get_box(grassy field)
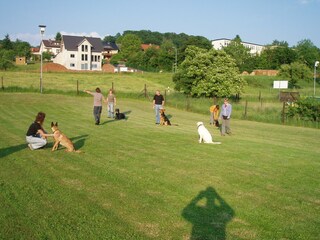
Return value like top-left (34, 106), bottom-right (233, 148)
top-left (0, 92), bottom-right (319, 239)
top-left (2, 68), bottom-right (320, 129)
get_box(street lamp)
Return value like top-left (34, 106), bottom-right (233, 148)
top-left (39, 25), bottom-right (46, 93)
top-left (314, 60), bottom-right (319, 96)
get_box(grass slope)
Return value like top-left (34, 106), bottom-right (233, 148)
top-left (0, 93), bottom-right (319, 239)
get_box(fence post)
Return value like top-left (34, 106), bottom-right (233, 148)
top-left (1, 76), bottom-right (3, 90)
top-left (77, 80), bottom-right (79, 95)
top-left (112, 82), bottom-right (114, 91)
top-left (186, 95), bottom-right (190, 111)
top-left (258, 91), bottom-right (261, 101)
top-left (282, 102), bottom-right (286, 124)
top-left (244, 100), bottom-right (248, 119)
top-left (144, 84), bottom-right (147, 98)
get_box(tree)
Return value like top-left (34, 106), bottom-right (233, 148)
top-left (223, 35), bottom-right (251, 72)
top-left (103, 33), bottom-right (121, 43)
top-left (119, 34), bottom-right (142, 59)
top-left (2, 34), bottom-right (13, 50)
top-left (14, 39), bottom-right (31, 59)
top-left (0, 49), bottom-right (14, 70)
top-left (173, 46), bottom-right (246, 98)
top-left (42, 51), bottom-right (52, 61)
top-left (254, 40), bottom-right (297, 70)
top-left (278, 61), bottom-right (313, 88)
top-left (295, 39), bottom-right (320, 68)
top-left (55, 32), bottom-right (62, 41)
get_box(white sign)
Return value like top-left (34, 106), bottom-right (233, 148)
top-left (273, 81), bottom-right (288, 89)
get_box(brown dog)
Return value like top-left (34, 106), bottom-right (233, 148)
top-left (51, 122), bottom-right (79, 152)
top-left (159, 109), bottom-right (171, 126)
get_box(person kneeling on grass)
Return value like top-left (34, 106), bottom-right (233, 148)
top-left (26, 112), bottom-right (53, 150)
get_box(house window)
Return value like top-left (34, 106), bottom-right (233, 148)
top-left (81, 63), bottom-right (88, 70)
top-left (92, 64), bottom-right (97, 69)
top-left (70, 63), bottom-right (75, 67)
top-left (81, 54), bottom-right (88, 61)
top-left (81, 45), bottom-right (88, 52)
top-left (70, 54), bottom-right (75, 58)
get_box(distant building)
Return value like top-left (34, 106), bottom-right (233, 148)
top-left (102, 42), bottom-right (119, 60)
top-left (53, 35), bottom-right (103, 71)
top-left (15, 56), bottom-right (26, 65)
top-left (211, 38), bottom-right (265, 55)
top-left (141, 43), bottom-right (160, 51)
top-left (40, 39), bottom-right (61, 56)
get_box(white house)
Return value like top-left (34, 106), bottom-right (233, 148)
top-left (53, 35), bottom-right (103, 71)
top-left (211, 38), bottom-right (265, 55)
top-left (39, 39), bottom-right (61, 56)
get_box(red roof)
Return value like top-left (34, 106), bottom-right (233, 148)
top-left (141, 43), bottom-right (160, 51)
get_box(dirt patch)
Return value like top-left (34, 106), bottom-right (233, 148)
top-left (43, 63), bottom-right (68, 72)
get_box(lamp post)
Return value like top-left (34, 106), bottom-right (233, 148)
top-left (314, 61), bottom-right (319, 96)
top-left (39, 25), bottom-right (46, 93)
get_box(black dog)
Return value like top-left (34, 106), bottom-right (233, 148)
top-left (115, 108), bottom-right (126, 120)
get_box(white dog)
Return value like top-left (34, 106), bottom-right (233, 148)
top-left (197, 122), bottom-right (221, 144)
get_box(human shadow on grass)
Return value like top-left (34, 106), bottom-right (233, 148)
top-left (182, 187), bottom-right (235, 240)
top-left (0, 134), bottom-right (89, 157)
top-left (0, 143), bottom-right (27, 158)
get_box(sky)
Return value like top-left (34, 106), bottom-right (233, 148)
top-left (0, 0), bottom-right (319, 47)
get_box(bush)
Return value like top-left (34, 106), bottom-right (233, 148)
top-left (287, 97), bottom-right (320, 121)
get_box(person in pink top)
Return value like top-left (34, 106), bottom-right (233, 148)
top-left (84, 88), bottom-right (106, 125)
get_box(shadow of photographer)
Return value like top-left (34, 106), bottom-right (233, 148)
top-left (182, 187), bottom-right (235, 240)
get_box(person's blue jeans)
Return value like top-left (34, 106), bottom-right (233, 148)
top-left (154, 104), bottom-right (163, 124)
top-left (93, 106), bottom-right (102, 124)
top-left (108, 102), bottom-right (114, 118)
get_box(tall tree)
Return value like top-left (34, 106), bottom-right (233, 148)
top-left (2, 34), bottom-right (13, 50)
top-left (173, 46), bottom-right (246, 97)
top-left (119, 34), bottom-right (142, 59)
top-left (278, 61), bottom-right (313, 88)
top-left (295, 39), bottom-right (320, 68)
top-left (223, 35), bottom-right (251, 72)
top-left (14, 39), bottom-right (31, 58)
top-left (55, 32), bottom-right (62, 41)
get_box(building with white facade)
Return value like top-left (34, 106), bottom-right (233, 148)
top-left (53, 35), bottom-right (103, 71)
top-left (40, 39), bottom-right (61, 56)
top-left (212, 38), bottom-right (265, 55)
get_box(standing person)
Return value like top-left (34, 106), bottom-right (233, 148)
top-left (209, 104), bottom-right (220, 127)
top-left (84, 88), bottom-right (105, 125)
top-left (106, 89), bottom-right (116, 118)
top-left (152, 90), bottom-right (164, 124)
top-left (26, 112), bottom-right (52, 150)
top-left (220, 98), bottom-right (232, 136)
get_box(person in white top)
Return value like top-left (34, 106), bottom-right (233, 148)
top-left (220, 98), bottom-right (232, 135)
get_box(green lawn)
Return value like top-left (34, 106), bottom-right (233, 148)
top-left (0, 93), bottom-right (319, 239)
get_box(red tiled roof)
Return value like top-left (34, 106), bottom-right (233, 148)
top-left (141, 43), bottom-right (160, 51)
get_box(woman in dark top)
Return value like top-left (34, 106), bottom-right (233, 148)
top-left (26, 112), bottom-right (52, 150)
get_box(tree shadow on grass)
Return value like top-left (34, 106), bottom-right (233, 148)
top-left (0, 134), bottom-right (89, 157)
top-left (182, 187), bottom-right (235, 240)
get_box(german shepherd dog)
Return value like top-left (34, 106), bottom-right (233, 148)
top-left (159, 109), bottom-right (171, 126)
top-left (51, 122), bottom-right (80, 152)
top-left (115, 108), bottom-right (126, 120)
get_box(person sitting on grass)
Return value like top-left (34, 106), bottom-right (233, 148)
top-left (26, 112), bottom-right (53, 150)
